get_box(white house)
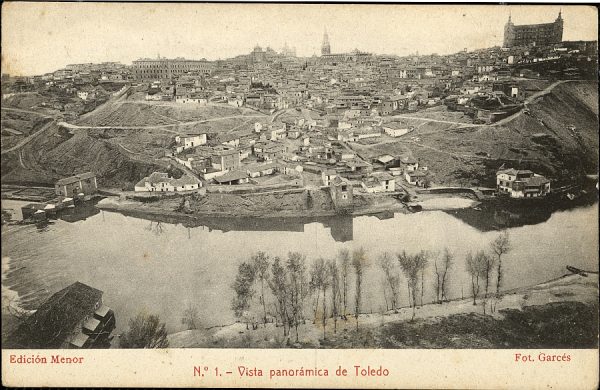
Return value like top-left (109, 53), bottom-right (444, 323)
top-left (400, 156), bottom-right (419, 172)
top-left (383, 122), bottom-right (413, 138)
top-left (246, 162), bottom-right (279, 178)
top-left (496, 169), bottom-right (551, 198)
top-left (361, 172), bottom-right (395, 193)
top-left (321, 170), bottom-right (337, 186)
top-left (174, 134), bottom-right (207, 153)
top-left (134, 172), bottom-right (201, 192)
top-left (405, 170), bottom-right (427, 186)
top-left (176, 96), bottom-right (208, 104)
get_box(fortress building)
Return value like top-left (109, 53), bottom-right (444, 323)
top-left (132, 56), bottom-right (213, 81)
top-left (503, 12), bottom-right (563, 48)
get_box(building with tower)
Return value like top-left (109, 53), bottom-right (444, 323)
top-left (503, 11), bottom-right (563, 48)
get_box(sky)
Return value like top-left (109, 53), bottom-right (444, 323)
top-left (2, 3), bottom-right (598, 76)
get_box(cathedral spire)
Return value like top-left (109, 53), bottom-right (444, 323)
top-left (321, 27), bottom-right (331, 56)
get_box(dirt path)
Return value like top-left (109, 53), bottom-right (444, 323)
top-left (492, 80), bottom-right (569, 127)
top-left (1, 120), bottom-right (56, 155)
top-left (58, 114), bottom-right (265, 131)
top-left (0, 107), bottom-right (55, 118)
top-left (389, 113), bottom-right (483, 127)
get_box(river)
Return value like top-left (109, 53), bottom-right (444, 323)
top-left (1, 199), bottom-right (598, 341)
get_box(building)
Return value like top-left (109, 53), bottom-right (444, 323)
top-left (383, 122), bottom-right (413, 137)
top-left (321, 169), bottom-right (337, 186)
top-left (55, 172), bottom-right (98, 197)
top-left (496, 168), bottom-right (551, 198)
top-left (174, 134), bottom-right (207, 153)
top-left (399, 156), bottom-right (419, 172)
top-left (213, 170), bottom-right (250, 185)
top-left (132, 57), bottom-right (214, 81)
top-left (405, 170), bottom-right (428, 186)
top-left (329, 176), bottom-right (353, 210)
top-left (361, 172), bottom-right (396, 193)
top-left (8, 282), bottom-right (115, 349)
top-left (212, 149), bottom-right (241, 171)
top-left (246, 162), bottom-right (279, 178)
top-left (503, 12), bottom-right (563, 48)
top-left (134, 172), bottom-right (201, 192)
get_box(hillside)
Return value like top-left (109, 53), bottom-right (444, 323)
top-left (355, 81), bottom-right (599, 187)
top-left (0, 124), bottom-right (179, 189)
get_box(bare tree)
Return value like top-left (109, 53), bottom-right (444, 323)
top-left (309, 258), bottom-right (327, 324)
top-left (251, 251), bottom-right (270, 327)
top-left (397, 251), bottom-right (420, 320)
top-left (434, 248), bottom-right (453, 303)
top-left (490, 231), bottom-right (511, 295)
top-left (476, 250), bottom-right (495, 315)
top-left (181, 304), bottom-right (200, 330)
top-left (465, 251), bottom-right (481, 305)
top-left (286, 252), bottom-right (308, 343)
top-left (415, 251), bottom-right (429, 307)
top-left (479, 251), bottom-right (495, 299)
top-left (268, 256), bottom-right (289, 337)
top-left (231, 261), bottom-right (256, 330)
top-left (327, 259), bottom-right (341, 334)
top-left (337, 248), bottom-right (351, 319)
top-left (120, 313), bottom-right (169, 348)
top-left (320, 262), bottom-right (331, 339)
top-left (352, 247), bottom-right (368, 331)
top-left (378, 252), bottom-right (400, 311)
top-left (440, 248), bottom-right (453, 301)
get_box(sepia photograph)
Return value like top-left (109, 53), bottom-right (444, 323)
top-left (1, 1), bottom-right (598, 388)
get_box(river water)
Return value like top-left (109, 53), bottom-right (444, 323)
top-left (1, 199), bottom-right (598, 339)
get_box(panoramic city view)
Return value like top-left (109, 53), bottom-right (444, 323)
top-left (1, 4), bottom-right (598, 350)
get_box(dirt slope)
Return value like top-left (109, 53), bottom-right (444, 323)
top-left (373, 81), bottom-right (598, 187)
top-left (1, 125), bottom-right (175, 188)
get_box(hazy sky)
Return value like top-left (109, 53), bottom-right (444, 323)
top-left (2, 3), bottom-right (598, 76)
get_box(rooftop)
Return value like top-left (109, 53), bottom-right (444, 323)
top-left (10, 282), bottom-right (103, 348)
top-left (56, 172), bottom-right (95, 186)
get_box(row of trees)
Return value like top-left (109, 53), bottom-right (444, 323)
top-left (81, 232), bottom-right (512, 348)
top-left (231, 248), bottom-right (371, 342)
top-left (231, 231), bottom-right (512, 342)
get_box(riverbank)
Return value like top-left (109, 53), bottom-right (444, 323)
top-left (95, 190), bottom-right (482, 222)
top-left (168, 272), bottom-right (599, 348)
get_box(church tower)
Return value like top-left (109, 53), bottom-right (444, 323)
top-left (503, 13), bottom-right (515, 48)
top-left (321, 28), bottom-right (331, 56)
top-left (554, 10), bottom-right (564, 43)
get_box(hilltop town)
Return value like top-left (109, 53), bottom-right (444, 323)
top-left (1, 13), bottom-right (598, 222)
top-left (1, 6), bottom-right (599, 362)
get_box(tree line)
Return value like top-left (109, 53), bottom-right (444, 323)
top-left (111, 231), bottom-right (511, 348)
top-left (229, 230), bottom-right (512, 343)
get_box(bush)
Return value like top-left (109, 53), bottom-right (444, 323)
top-left (119, 313), bottom-right (169, 348)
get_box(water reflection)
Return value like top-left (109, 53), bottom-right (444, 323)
top-left (446, 192), bottom-right (598, 231)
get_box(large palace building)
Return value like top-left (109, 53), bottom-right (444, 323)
top-left (503, 12), bottom-right (564, 48)
top-left (132, 57), bottom-right (214, 81)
